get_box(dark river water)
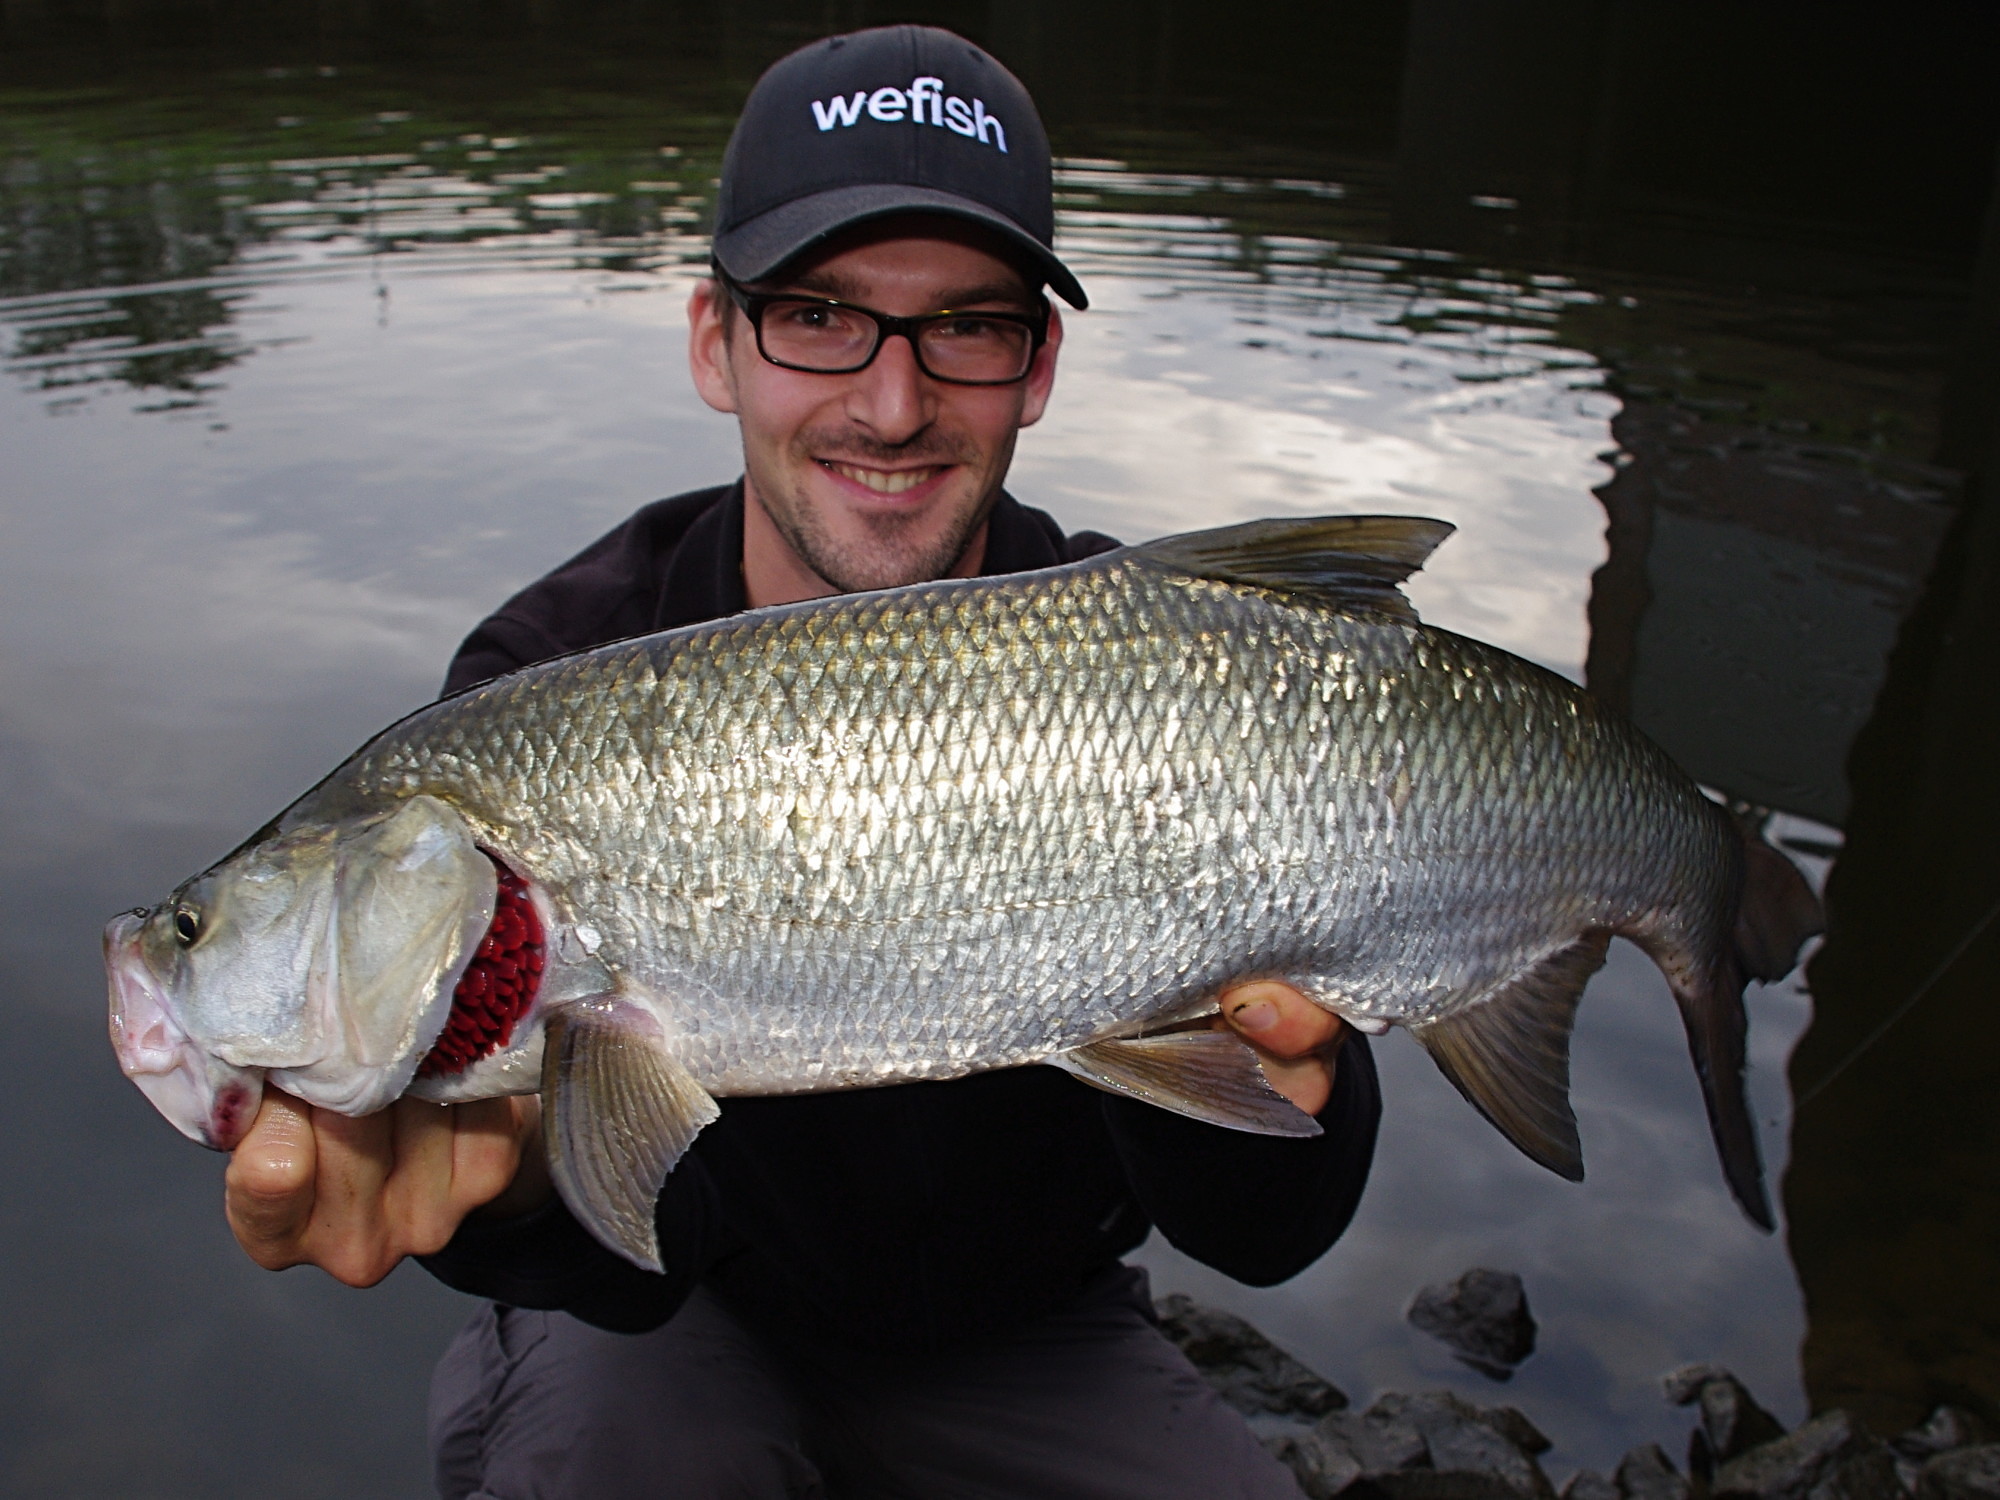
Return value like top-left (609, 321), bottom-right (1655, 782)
top-left (3, 4), bottom-right (1995, 1496)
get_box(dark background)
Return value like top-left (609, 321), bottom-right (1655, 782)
top-left (4, 0), bottom-right (1997, 1490)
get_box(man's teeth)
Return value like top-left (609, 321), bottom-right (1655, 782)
top-left (825, 463), bottom-right (940, 495)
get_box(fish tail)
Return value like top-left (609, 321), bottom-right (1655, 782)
top-left (1666, 813), bottom-right (1823, 1233)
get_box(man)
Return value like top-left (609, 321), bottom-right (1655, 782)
top-left (224, 26), bottom-right (1379, 1498)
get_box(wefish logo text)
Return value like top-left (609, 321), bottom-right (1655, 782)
top-left (810, 76), bottom-right (1008, 153)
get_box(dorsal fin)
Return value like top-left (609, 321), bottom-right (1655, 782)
top-left (1131, 515), bottom-right (1455, 623)
top-left (1410, 932), bottom-right (1610, 1181)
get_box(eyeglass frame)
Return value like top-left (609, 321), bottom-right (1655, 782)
top-left (713, 268), bottom-right (1052, 387)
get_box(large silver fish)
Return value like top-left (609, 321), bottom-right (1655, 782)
top-left (105, 516), bottom-right (1819, 1267)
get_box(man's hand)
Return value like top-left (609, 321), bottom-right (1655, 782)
top-left (1216, 981), bottom-right (1345, 1116)
top-left (224, 1089), bottom-right (546, 1287)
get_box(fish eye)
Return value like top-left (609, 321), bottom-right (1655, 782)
top-left (173, 907), bottom-right (202, 947)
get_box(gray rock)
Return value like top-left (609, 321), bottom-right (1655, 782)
top-left (1484, 1407), bottom-right (1554, 1458)
top-left (1901, 1410), bottom-right (1995, 1460)
top-left (1919, 1445), bottom-right (2000, 1500)
top-left (1561, 1472), bottom-right (1620, 1500)
top-left (1367, 1473), bottom-right (1534, 1500)
top-left (1409, 1270), bottom-right (1539, 1381)
top-left (1616, 1443), bottom-right (1692, 1500)
top-left (1269, 1402), bottom-right (1428, 1500)
top-left (1372, 1390), bottom-right (1556, 1500)
top-left (1316, 1404), bottom-right (1432, 1474)
top-left (1272, 1390), bottom-right (1554, 1500)
top-left (1661, 1365), bottom-right (1785, 1481)
top-left (1894, 1410), bottom-right (1992, 1492)
top-left (1271, 1426), bottom-right (1368, 1500)
top-left (1663, 1365), bottom-right (1736, 1406)
top-left (1713, 1410), bottom-right (1901, 1500)
top-left (1154, 1294), bottom-right (1347, 1420)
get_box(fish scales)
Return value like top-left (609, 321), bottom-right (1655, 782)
top-left (304, 551), bottom-right (1728, 1096)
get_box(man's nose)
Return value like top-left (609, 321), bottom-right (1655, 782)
top-left (843, 330), bottom-right (934, 441)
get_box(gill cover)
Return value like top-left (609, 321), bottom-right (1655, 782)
top-left (273, 793), bottom-right (500, 1112)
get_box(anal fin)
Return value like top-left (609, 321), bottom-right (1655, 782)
top-left (1049, 1030), bottom-right (1322, 1137)
top-left (541, 1000), bottom-right (719, 1273)
top-left (1411, 932), bottom-right (1609, 1181)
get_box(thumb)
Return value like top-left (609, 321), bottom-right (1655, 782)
top-left (225, 1089), bottom-right (317, 1267)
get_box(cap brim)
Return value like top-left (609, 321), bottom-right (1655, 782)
top-left (713, 183), bottom-right (1088, 309)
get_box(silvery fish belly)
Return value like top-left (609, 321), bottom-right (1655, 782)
top-left (104, 516), bottom-right (1821, 1270)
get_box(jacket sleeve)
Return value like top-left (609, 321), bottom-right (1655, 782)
top-left (1099, 1032), bottom-right (1381, 1285)
top-left (415, 1147), bottom-right (730, 1334)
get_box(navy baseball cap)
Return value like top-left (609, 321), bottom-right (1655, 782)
top-left (712, 25), bottom-right (1087, 309)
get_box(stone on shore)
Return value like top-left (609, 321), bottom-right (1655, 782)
top-left (1273, 1389), bottom-right (1557, 1500)
top-left (1711, 1409), bottom-right (1901, 1500)
top-left (1661, 1364), bottom-right (1786, 1480)
top-left (1561, 1472), bottom-right (1621, 1500)
top-left (1899, 1409), bottom-right (1993, 1459)
top-left (1918, 1446), bottom-right (2000, 1500)
top-left (1409, 1269), bottom-right (1539, 1381)
top-left (1616, 1443), bottom-right (1691, 1500)
top-left (1154, 1294), bottom-right (1348, 1421)
top-left (1156, 1295), bottom-right (2000, 1500)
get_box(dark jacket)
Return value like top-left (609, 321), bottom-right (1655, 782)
top-left (420, 482), bottom-right (1381, 1353)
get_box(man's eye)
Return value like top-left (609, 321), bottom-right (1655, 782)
top-left (774, 304), bottom-right (851, 334)
top-left (932, 316), bottom-right (1008, 341)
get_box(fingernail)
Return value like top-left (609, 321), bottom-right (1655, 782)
top-left (1231, 1000), bottom-right (1279, 1035)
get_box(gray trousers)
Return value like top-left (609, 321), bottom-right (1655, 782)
top-left (428, 1266), bottom-right (1304, 1500)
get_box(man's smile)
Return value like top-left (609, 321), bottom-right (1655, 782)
top-left (816, 460), bottom-right (951, 498)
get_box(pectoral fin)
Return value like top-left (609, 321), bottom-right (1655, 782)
top-left (1411, 932), bottom-right (1609, 1181)
top-left (541, 1001), bottom-right (719, 1273)
top-left (1050, 1030), bottom-right (1322, 1137)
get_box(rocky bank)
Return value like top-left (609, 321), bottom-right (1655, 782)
top-left (1155, 1295), bottom-right (1999, 1500)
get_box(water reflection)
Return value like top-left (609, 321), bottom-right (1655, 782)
top-left (1784, 202), bottom-right (2000, 1432)
top-left (2, 122), bottom-right (724, 405)
top-left (1786, 468), bottom-right (2000, 1434)
top-left (1, 2), bottom-right (1993, 1494)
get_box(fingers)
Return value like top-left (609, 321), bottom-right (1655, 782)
top-left (1221, 981), bottom-right (1345, 1058)
top-left (224, 1090), bottom-right (536, 1289)
top-left (305, 1105), bottom-right (404, 1278)
top-left (1218, 981), bottom-right (1345, 1116)
top-left (465, 1096), bottom-right (550, 1222)
top-left (224, 1089), bottom-right (319, 1271)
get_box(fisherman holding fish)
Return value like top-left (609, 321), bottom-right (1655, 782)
top-left (221, 27), bottom-right (1374, 1500)
top-left (107, 20), bottom-right (1819, 1498)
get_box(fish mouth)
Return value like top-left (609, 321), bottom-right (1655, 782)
top-left (104, 912), bottom-right (264, 1151)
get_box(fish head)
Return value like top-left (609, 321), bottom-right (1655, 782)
top-left (106, 793), bottom-right (498, 1148)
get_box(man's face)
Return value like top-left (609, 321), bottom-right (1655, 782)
top-left (689, 221), bottom-right (1062, 596)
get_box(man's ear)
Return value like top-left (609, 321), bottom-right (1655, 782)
top-left (687, 279), bottom-right (741, 416)
top-left (1016, 304), bottom-right (1063, 430)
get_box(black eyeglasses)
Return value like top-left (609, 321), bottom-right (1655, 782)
top-left (717, 272), bottom-right (1049, 386)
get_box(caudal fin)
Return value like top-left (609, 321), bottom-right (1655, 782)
top-left (1673, 820), bottom-right (1823, 1233)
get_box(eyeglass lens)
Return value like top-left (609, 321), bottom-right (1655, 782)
top-left (757, 300), bottom-right (1035, 383)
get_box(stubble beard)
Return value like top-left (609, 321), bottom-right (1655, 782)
top-left (762, 425), bottom-right (1006, 595)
